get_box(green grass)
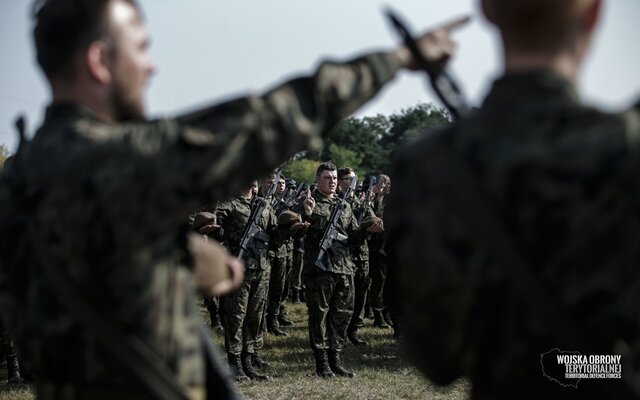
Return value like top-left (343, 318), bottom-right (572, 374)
top-left (0, 302), bottom-right (469, 399)
top-left (210, 302), bottom-right (470, 400)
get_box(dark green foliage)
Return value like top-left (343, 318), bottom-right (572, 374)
top-left (0, 144), bottom-right (9, 170)
top-left (283, 102), bottom-right (451, 182)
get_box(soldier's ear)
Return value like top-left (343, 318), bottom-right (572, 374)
top-left (86, 41), bottom-right (113, 85)
top-left (583, 0), bottom-right (601, 32)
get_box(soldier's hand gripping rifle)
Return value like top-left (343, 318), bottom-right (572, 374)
top-left (385, 8), bottom-right (470, 121)
top-left (275, 182), bottom-right (305, 216)
top-left (357, 176), bottom-right (376, 225)
top-left (314, 176), bottom-right (358, 271)
top-left (237, 169), bottom-right (282, 260)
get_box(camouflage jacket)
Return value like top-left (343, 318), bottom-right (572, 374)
top-left (215, 195), bottom-right (278, 269)
top-left (302, 190), bottom-right (362, 275)
top-left (0, 51), bottom-right (402, 389)
top-left (387, 70), bottom-right (640, 399)
top-left (368, 194), bottom-right (387, 253)
top-left (347, 193), bottom-right (375, 262)
top-left (267, 195), bottom-right (294, 259)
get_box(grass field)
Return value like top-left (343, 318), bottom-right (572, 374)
top-left (0, 302), bottom-right (470, 400)
top-left (215, 302), bottom-right (469, 400)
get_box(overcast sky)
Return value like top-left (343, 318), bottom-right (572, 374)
top-left (1, 0), bottom-right (639, 152)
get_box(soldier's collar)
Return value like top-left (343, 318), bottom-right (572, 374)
top-left (483, 69), bottom-right (580, 110)
top-left (45, 102), bottom-right (103, 123)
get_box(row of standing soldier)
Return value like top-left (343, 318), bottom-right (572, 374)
top-left (191, 165), bottom-right (393, 380)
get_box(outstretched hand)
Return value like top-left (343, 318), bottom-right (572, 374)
top-left (395, 16), bottom-right (470, 72)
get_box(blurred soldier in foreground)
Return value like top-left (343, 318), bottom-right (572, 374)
top-left (387, 0), bottom-right (640, 398)
top-left (0, 0), bottom-right (466, 398)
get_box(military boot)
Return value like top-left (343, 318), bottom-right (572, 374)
top-left (313, 349), bottom-right (335, 378)
top-left (299, 288), bottom-right (306, 303)
top-left (6, 355), bottom-right (23, 385)
top-left (393, 320), bottom-right (402, 340)
top-left (290, 289), bottom-right (302, 304)
top-left (241, 351), bottom-right (271, 381)
top-left (347, 329), bottom-right (368, 346)
top-left (267, 317), bottom-right (288, 336)
top-left (383, 310), bottom-right (394, 327)
top-left (210, 309), bottom-right (223, 333)
top-left (278, 306), bottom-right (293, 327)
top-left (364, 303), bottom-right (374, 320)
top-left (252, 351), bottom-right (270, 369)
top-left (372, 310), bottom-right (390, 329)
top-left (227, 353), bottom-right (249, 382)
top-left (327, 349), bottom-right (355, 378)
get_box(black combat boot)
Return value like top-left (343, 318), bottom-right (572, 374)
top-left (383, 310), bottom-right (394, 327)
top-left (327, 349), bottom-right (355, 378)
top-left (290, 289), bottom-right (302, 304)
top-left (372, 310), bottom-right (390, 329)
top-left (299, 288), bottom-right (306, 303)
top-left (241, 351), bottom-right (271, 381)
top-left (393, 320), bottom-right (402, 340)
top-left (313, 349), bottom-right (335, 378)
top-left (210, 309), bottom-right (223, 333)
top-left (227, 353), bottom-right (249, 382)
top-left (278, 306), bottom-right (293, 327)
top-left (6, 355), bottom-right (23, 385)
top-left (267, 317), bottom-right (288, 336)
top-left (251, 351), bottom-right (270, 369)
top-left (364, 303), bottom-right (374, 320)
top-left (347, 329), bottom-right (368, 346)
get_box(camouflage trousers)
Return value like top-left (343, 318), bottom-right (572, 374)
top-left (348, 259), bottom-right (370, 331)
top-left (304, 271), bottom-right (354, 351)
top-left (267, 252), bottom-right (292, 319)
top-left (368, 253), bottom-right (387, 311)
top-left (289, 249), bottom-right (304, 291)
top-left (223, 267), bottom-right (270, 355)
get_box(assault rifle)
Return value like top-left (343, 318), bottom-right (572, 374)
top-left (385, 8), bottom-right (470, 121)
top-left (275, 182), bottom-right (305, 216)
top-left (237, 169), bottom-right (282, 260)
top-left (314, 176), bottom-right (357, 271)
top-left (357, 176), bottom-right (376, 225)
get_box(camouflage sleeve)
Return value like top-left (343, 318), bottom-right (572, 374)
top-left (386, 133), bottom-right (470, 385)
top-left (162, 52), bottom-right (401, 205)
top-left (214, 201), bottom-right (233, 241)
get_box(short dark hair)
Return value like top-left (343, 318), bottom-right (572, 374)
top-left (316, 162), bottom-right (337, 177)
top-left (337, 167), bottom-right (354, 180)
top-left (32, 0), bottom-right (138, 80)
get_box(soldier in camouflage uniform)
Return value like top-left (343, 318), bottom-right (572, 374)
top-left (337, 168), bottom-right (379, 346)
top-left (301, 163), bottom-right (382, 378)
top-left (387, 0), bottom-right (640, 398)
top-left (264, 175), bottom-right (294, 336)
top-left (368, 174), bottom-right (393, 329)
top-left (215, 181), bottom-right (276, 381)
top-left (0, 0), bottom-right (464, 398)
top-left (192, 208), bottom-right (226, 332)
top-left (289, 185), bottom-right (311, 304)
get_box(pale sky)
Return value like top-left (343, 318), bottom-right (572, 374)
top-left (1, 0), bottom-right (639, 152)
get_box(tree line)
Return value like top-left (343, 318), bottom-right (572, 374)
top-left (283, 102), bottom-right (451, 183)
